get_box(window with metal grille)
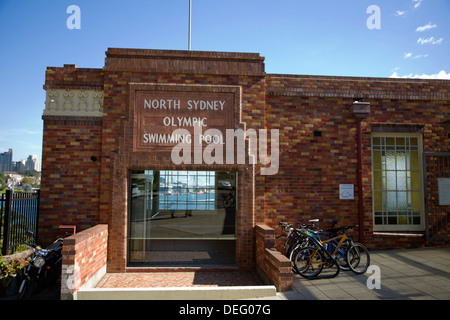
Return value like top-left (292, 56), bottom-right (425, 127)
top-left (372, 134), bottom-right (424, 230)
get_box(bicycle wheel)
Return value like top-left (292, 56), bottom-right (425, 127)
top-left (332, 240), bottom-right (351, 271)
top-left (288, 241), bottom-right (309, 273)
top-left (293, 246), bottom-right (325, 278)
top-left (346, 242), bottom-right (370, 274)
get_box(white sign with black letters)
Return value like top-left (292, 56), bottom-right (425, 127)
top-left (339, 184), bottom-right (354, 200)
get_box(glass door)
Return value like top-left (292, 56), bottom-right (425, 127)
top-left (128, 170), bottom-right (237, 267)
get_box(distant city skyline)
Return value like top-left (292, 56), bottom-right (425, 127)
top-left (0, 148), bottom-right (41, 172)
top-left (0, 142), bottom-right (42, 166)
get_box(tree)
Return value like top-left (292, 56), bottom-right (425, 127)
top-left (21, 177), bottom-right (34, 186)
top-left (0, 172), bottom-right (6, 192)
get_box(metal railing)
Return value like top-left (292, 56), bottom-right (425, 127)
top-left (1, 189), bottom-right (40, 255)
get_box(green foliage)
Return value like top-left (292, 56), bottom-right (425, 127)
top-left (0, 255), bottom-right (25, 279)
top-left (17, 170), bottom-right (39, 178)
top-left (20, 177), bottom-right (34, 186)
top-left (0, 172), bottom-right (6, 192)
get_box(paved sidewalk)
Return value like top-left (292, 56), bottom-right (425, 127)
top-left (268, 247), bottom-right (450, 300)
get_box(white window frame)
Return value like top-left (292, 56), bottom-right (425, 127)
top-left (371, 132), bottom-right (425, 232)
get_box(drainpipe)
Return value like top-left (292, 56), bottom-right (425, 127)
top-left (350, 101), bottom-right (370, 243)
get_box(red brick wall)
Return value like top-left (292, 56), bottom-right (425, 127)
top-left (264, 94), bottom-right (359, 227)
top-left (264, 74), bottom-right (450, 250)
top-left (39, 65), bottom-right (104, 245)
top-left (39, 117), bottom-right (102, 245)
top-left (43, 65), bottom-right (104, 91)
top-left (61, 224), bottom-right (108, 300)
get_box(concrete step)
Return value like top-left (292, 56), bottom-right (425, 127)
top-left (76, 285), bottom-right (277, 300)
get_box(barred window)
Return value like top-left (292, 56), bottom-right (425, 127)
top-left (372, 134), bottom-right (424, 230)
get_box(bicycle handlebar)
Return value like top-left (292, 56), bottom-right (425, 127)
top-left (279, 221), bottom-right (293, 231)
top-left (279, 220), bottom-right (358, 237)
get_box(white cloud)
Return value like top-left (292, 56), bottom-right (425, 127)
top-left (395, 11), bottom-right (406, 16)
top-left (417, 37), bottom-right (444, 45)
top-left (403, 52), bottom-right (429, 59)
top-left (416, 23), bottom-right (437, 32)
top-left (412, 0), bottom-right (423, 9)
top-left (390, 70), bottom-right (450, 80)
top-left (414, 53), bottom-right (429, 59)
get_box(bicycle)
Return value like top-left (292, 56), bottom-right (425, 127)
top-left (293, 225), bottom-right (370, 279)
top-left (278, 222), bottom-right (307, 271)
top-left (286, 220), bottom-right (350, 272)
top-left (279, 220), bottom-right (320, 266)
top-left (310, 222), bottom-right (352, 272)
top-left (292, 226), bottom-right (350, 279)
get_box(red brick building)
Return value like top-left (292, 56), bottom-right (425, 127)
top-left (40, 48), bottom-right (449, 273)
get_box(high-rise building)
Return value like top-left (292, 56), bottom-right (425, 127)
top-left (0, 149), bottom-right (13, 172)
top-left (25, 155), bottom-right (41, 171)
top-left (13, 159), bottom-right (26, 172)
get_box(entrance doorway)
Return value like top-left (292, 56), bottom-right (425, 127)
top-left (128, 170), bottom-right (237, 267)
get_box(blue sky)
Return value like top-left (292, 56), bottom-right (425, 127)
top-left (0, 0), bottom-right (449, 163)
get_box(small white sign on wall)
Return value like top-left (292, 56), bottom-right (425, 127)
top-left (339, 184), bottom-right (354, 200)
top-left (438, 178), bottom-right (450, 206)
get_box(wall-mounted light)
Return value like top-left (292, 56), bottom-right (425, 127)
top-left (350, 100), bottom-right (371, 119)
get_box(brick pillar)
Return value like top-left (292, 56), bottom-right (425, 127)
top-left (255, 224), bottom-right (292, 291)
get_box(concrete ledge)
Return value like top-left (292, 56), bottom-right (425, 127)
top-left (72, 265), bottom-right (107, 300)
top-left (76, 285), bottom-right (277, 300)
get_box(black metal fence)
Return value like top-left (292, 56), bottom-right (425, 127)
top-left (0, 189), bottom-right (40, 255)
